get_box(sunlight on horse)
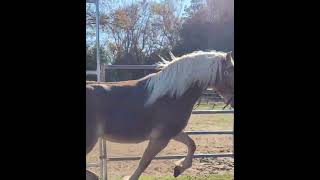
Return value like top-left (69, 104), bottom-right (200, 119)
top-left (86, 50), bottom-right (234, 180)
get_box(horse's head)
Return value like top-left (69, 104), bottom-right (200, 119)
top-left (214, 51), bottom-right (234, 108)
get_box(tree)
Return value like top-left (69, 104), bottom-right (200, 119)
top-left (98, 0), bottom-right (184, 81)
top-left (173, 0), bottom-right (234, 56)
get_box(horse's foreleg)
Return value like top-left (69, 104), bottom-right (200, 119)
top-left (173, 132), bottom-right (196, 177)
top-left (124, 137), bottom-right (170, 180)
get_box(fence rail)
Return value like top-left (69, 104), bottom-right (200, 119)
top-left (87, 153), bottom-right (233, 168)
top-left (86, 70), bottom-right (97, 75)
top-left (192, 110), bottom-right (234, 114)
top-left (185, 130), bottom-right (233, 135)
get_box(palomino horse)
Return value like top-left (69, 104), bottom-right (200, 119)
top-left (86, 50), bottom-right (234, 180)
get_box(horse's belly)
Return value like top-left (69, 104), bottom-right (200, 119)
top-left (103, 112), bottom-right (152, 143)
top-left (104, 129), bottom-right (150, 144)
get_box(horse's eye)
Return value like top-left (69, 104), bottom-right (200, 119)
top-left (224, 71), bottom-right (229, 76)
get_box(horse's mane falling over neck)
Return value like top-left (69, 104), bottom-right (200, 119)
top-left (144, 50), bottom-right (226, 106)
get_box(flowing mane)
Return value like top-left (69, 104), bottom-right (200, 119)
top-left (144, 50), bottom-right (226, 106)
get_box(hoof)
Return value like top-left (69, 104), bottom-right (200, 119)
top-left (173, 166), bottom-right (181, 177)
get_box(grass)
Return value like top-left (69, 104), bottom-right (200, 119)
top-left (188, 101), bottom-right (233, 131)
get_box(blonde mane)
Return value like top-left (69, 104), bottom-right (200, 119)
top-left (144, 50), bottom-right (226, 106)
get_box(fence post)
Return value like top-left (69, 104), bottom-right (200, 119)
top-left (233, 118), bottom-right (234, 155)
top-left (99, 138), bottom-right (107, 180)
top-left (101, 63), bottom-right (106, 82)
top-left (102, 140), bottom-right (107, 180)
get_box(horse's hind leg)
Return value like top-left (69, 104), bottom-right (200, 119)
top-left (124, 136), bottom-right (170, 180)
top-left (172, 132), bottom-right (196, 177)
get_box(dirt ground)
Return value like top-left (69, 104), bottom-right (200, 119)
top-left (87, 114), bottom-right (234, 179)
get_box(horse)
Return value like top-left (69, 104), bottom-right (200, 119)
top-left (86, 50), bottom-right (234, 180)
